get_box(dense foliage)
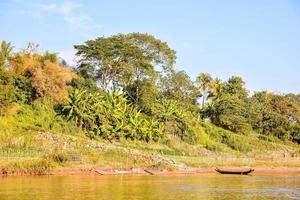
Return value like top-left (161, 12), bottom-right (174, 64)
top-left (0, 33), bottom-right (299, 147)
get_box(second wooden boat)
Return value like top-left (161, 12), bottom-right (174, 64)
top-left (215, 168), bottom-right (254, 175)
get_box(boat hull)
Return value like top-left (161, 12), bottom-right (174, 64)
top-left (215, 168), bottom-right (254, 175)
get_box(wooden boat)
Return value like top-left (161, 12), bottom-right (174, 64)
top-left (215, 168), bottom-right (254, 175)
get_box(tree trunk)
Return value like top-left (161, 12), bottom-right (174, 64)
top-left (202, 90), bottom-right (206, 107)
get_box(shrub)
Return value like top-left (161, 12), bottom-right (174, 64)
top-left (47, 152), bottom-right (68, 164)
top-left (10, 99), bottom-right (82, 135)
top-left (62, 88), bottom-right (165, 142)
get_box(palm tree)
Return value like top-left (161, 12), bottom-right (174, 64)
top-left (196, 73), bottom-right (213, 107)
top-left (209, 78), bottom-right (223, 101)
top-left (0, 40), bottom-right (14, 69)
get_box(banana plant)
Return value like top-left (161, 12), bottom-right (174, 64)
top-left (62, 87), bottom-right (165, 142)
top-left (62, 89), bottom-right (94, 129)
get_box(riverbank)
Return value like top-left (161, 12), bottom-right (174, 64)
top-left (52, 166), bottom-right (300, 176)
top-left (1, 131), bottom-right (299, 176)
top-left (2, 164), bottom-right (300, 176)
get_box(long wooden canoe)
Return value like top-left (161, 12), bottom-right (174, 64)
top-left (215, 168), bottom-right (254, 175)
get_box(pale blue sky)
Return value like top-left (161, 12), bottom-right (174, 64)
top-left (1, 0), bottom-right (300, 93)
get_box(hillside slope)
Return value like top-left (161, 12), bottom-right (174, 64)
top-left (1, 113), bottom-right (299, 175)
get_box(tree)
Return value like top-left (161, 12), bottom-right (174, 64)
top-left (290, 125), bottom-right (300, 143)
top-left (222, 76), bottom-right (248, 99)
top-left (39, 51), bottom-right (58, 64)
top-left (196, 73), bottom-right (213, 107)
top-left (247, 91), bottom-right (269, 132)
top-left (69, 76), bottom-right (98, 92)
top-left (74, 33), bottom-right (176, 97)
top-left (10, 52), bottom-right (75, 102)
top-left (0, 70), bottom-right (16, 115)
top-left (199, 78), bottom-right (223, 120)
top-left (209, 78), bottom-right (223, 101)
top-left (286, 93), bottom-right (300, 122)
top-left (248, 92), bottom-right (300, 141)
top-left (0, 40), bottom-right (14, 69)
top-left (159, 70), bottom-right (197, 105)
top-left (211, 94), bottom-right (252, 134)
top-left (74, 36), bottom-right (127, 89)
top-left (125, 79), bottom-right (160, 114)
top-left (0, 41), bottom-right (15, 114)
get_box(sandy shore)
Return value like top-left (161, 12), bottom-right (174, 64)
top-left (1, 166), bottom-right (299, 176)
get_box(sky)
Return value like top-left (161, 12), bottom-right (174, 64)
top-left (0, 0), bottom-right (300, 93)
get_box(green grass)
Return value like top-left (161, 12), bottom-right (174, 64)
top-left (0, 147), bottom-right (42, 158)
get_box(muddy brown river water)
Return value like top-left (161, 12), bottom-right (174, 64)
top-left (0, 174), bottom-right (299, 199)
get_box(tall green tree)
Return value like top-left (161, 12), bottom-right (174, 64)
top-left (74, 33), bottom-right (176, 94)
top-left (247, 92), bottom-right (300, 141)
top-left (211, 94), bottom-right (252, 134)
top-left (159, 70), bottom-right (197, 106)
top-left (222, 76), bottom-right (248, 99)
top-left (196, 73), bottom-right (213, 107)
top-left (209, 78), bottom-right (223, 101)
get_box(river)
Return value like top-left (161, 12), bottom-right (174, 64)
top-left (0, 174), bottom-right (299, 199)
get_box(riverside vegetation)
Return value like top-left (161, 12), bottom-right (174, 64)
top-left (0, 33), bottom-right (299, 175)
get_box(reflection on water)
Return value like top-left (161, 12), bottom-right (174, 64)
top-left (0, 174), bottom-right (299, 200)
